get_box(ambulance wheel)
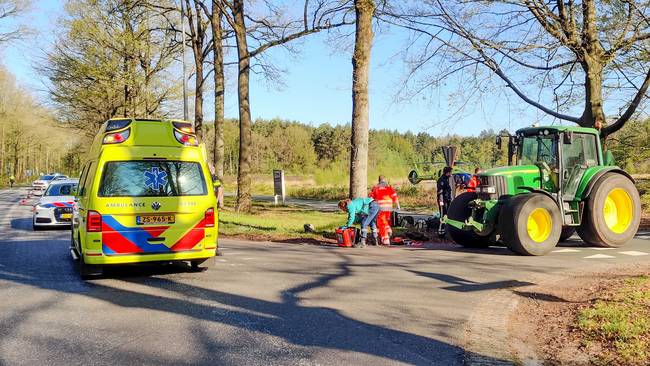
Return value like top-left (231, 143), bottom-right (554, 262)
top-left (559, 227), bottom-right (576, 242)
top-left (78, 254), bottom-right (102, 280)
top-left (190, 258), bottom-right (215, 271)
top-left (577, 173), bottom-right (640, 248)
top-left (499, 194), bottom-right (561, 256)
top-left (446, 192), bottom-right (490, 248)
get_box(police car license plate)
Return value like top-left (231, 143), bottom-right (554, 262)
top-left (137, 215), bottom-right (175, 225)
top-left (60, 213), bottom-right (72, 219)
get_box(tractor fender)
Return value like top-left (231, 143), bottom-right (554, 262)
top-left (582, 168), bottom-right (635, 199)
top-left (516, 186), bottom-right (559, 207)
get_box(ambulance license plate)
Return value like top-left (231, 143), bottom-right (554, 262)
top-left (137, 215), bottom-right (175, 225)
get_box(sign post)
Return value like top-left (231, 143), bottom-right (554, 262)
top-left (273, 170), bottom-right (285, 205)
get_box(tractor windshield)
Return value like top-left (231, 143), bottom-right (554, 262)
top-left (519, 135), bottom-right (558, 169)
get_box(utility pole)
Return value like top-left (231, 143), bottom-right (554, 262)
top-left (180, 0), bottom-right (189, 121)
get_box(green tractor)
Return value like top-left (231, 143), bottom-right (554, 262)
top-left (443, 126), bottom-right (641, 256)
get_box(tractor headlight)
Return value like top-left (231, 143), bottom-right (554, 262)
top-left (478, 186), bottom-right (496, 194)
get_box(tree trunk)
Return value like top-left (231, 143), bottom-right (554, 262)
top-left (349, 0), bottom-right (375, 198)
top-left (580, 59), bottom-right (606, 129)
top-left (184, 0), bottom-right (205, 140)
top-left (1, 124), bottom-right (5, 176)
top-left (194, 59), bottom-right (204, 140)
top-left (579, 2), bottom-right (606, 130)
top-left (232, 0), bottom-right (252, 212)
top-left (211, 0), bottom-right (225, 180)
top-left (12, 141), bottom-right (18, 178)
top-left (190, 1), bottom-right (205, 141)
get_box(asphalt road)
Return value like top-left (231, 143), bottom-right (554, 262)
top-left (0, 188), bottom-right (649, 366)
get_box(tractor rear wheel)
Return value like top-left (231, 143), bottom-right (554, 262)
top-left (446, 192), bottom-right (490, 248)
top-left (499, 194), bottom-right (562, 256)
top-left (577, 173), bottom-right (640, 247)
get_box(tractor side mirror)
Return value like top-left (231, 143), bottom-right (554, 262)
top-left (563, 131), bottom-right (573, 144)
top-left (495, 135), bottom-right (502, 149)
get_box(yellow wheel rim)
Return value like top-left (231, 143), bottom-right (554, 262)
top-left (603, 188), bottom-right (633, 234)
top-left (527, 208), bottom-right (552, 243)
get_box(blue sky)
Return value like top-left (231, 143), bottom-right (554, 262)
top-left (1, 0), bottom-right (551, 136)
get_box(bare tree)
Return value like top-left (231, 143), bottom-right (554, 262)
top-left (218, 0), bottom-right (355, 212)
top-left (349, 0), bottom-right (375, 198)
top-left (384, 1), bottom-right (650, 137)
top-left (0, 0), bottom-right (26, 44)
top-left (184, 0), bottom-right (212, 141)
top-left (199, 0), bottom-right (227, 180)
top-left (41, 0), bottom-right (180, 135)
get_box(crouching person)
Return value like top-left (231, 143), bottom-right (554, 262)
top-left (338, 197), bottom-right (380, 248)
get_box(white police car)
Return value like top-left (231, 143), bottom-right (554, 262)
top-left (31, 174), bottom-right (68, 196)
top-left (33, 179), bottom-right (78, 230)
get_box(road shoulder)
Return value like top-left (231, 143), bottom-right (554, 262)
top-left (464, 262), bottom-right (650, 366)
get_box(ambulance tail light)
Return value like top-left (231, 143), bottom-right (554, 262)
top-left (103, 128), bottom-right (131, 144)
top-left (174, 130), bottom-right (198, 146)
top-left (204, 208), bottom-right (215, 227)
top-left (87, 210), bottom-right (102, 232)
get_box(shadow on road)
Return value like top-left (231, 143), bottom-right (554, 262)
top-left (0, 239), bottom-right (515, 365)
top-left (409, 270), bottom-right (535, 292)
top-left (10, 218), bottom-right (71, 232)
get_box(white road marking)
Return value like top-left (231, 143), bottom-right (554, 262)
top-left (584, 254), bottom-right (616, 259)
top-left (591, 248), bottom-right (616, 250)
top-left (552, 248), bottom-right (581, 253)
top-left (619, 251), bottom-right (649, 256)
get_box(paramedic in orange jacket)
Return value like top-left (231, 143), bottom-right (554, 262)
top-left (369, 176), bottom-right (400, 245)
top-left (466, 167), bottom-right (482, 192)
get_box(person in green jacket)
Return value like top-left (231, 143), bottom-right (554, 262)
top-left (338, 197), bottom-right (380, 248)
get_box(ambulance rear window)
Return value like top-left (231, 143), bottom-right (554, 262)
top-left (98, 161), bottom-right (207, 197)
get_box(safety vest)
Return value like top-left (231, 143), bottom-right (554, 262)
top-left (369, 184), bottom-right (398, 211)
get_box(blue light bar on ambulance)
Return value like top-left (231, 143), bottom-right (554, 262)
top-left (172, 121), bottom-right (194, 134)
top-left (106, 118), bottom-right (132, 132)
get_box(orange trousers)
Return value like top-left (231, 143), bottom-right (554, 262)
top-left (377, 211), bottom-right (392, 244)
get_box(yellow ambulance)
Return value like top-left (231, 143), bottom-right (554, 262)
top-left (71, 118), bottom-right (218, 278)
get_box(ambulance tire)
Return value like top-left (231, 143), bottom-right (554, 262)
top-left (78, 254), bottom-right (102, 280)
top-left (190, 257), bottom-right (215, 271)
top-left (446, 192), bottom-right (490, 248)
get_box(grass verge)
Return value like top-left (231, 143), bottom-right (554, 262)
top-left (288, 184), bottom-right (438, 212)
top-left (576, 275), bottom-right (650, 365)
top-left (218, 198), bottom-right (344, 242)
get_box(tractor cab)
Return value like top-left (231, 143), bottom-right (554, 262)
top-left (507, 127), bottom-right (602, 200)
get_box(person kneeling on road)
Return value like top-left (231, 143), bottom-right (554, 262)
top-left (338, 197), bottom-right (380, 248)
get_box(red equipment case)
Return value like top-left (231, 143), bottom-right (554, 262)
top-left (335, 228), bottom-right (358, 247)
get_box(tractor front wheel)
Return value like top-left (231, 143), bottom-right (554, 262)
top-left (446, 192), bottom-right (490, 248)
top-left (577, 173), bottom-right (640, 247)
top-left (499, 194), bottom-right (562, 256)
